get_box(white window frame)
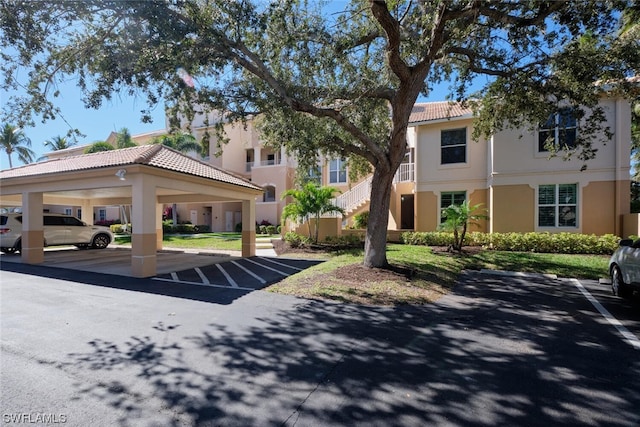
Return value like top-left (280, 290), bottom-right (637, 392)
top-left (329, 158), bottom-right (347, 184)
top-left (537, 184), bottom-right (578, 228)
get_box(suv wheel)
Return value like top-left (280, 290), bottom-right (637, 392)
top-left (92, 234), bottom-right (111, 249)
top-left (611, 266), bottom-right (633, 299)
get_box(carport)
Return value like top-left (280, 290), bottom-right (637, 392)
top-left (0, 145), bottom-right (263, 277)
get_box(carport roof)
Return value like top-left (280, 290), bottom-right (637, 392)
top-left (0, 145), bottom-right (262, 191)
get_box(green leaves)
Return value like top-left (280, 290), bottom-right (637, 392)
top-left (281, 182), bottom-right (344, 243)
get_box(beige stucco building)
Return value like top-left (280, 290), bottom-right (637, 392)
top-left (32, 95), bottom-right (635, 239)
top-left (399, 98), bottom-right (632, 237)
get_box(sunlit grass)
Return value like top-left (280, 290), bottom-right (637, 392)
top-left (114, 232), bottom-right (245, 251)
top-left (267, 244), bottom-right (610, 306)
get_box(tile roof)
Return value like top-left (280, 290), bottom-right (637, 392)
top-left (409, 101), bottom-right (473, 124)
top-left (0, 145), bottom-right (262, 191)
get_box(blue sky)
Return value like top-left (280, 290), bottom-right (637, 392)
top-left (1, 83), bottom-right (168, 165)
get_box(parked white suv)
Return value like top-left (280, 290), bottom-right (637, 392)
top-left (0, 213), bottom-right (113, 254)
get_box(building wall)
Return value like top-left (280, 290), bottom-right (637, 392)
top-left (490, 185), bottom-right (535, 233)
top-left (415, 191), bottom-right (437, 231)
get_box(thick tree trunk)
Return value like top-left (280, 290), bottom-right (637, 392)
top-left (363, 166), bottom-right (395, 268)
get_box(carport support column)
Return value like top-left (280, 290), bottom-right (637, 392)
top-left (80, 200), bottom-right (93, 225)
top-left (21, 192), bottom-right (44, 264)
top-left (156, 203), bottom-right (163, 250)
top-left (242, 199), bottom-right (256, 257)
top-left (131, 176), bottom-right (157, 278)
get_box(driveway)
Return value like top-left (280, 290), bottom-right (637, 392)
top-left (1, 265), bottom-right (639, 426)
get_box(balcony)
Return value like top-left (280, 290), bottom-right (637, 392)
top-left (393, 163), bottom-right (415, 183)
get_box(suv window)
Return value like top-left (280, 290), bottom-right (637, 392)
top-left (44, 216), bottom-right (66, 226)
top-left (0, 216), bottom-right (6, 226)
top-left (62, 217), bottom-right (84, 226)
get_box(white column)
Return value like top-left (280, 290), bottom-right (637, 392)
top-left (253, 146), bottom-right (261, 167)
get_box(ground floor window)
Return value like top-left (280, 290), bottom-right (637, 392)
top-left (98, 209), bottom-right (106, 222)
top-left (440, 191), bottom-right (466, 223)
top-left (538, 184), bottom-right (577, 227)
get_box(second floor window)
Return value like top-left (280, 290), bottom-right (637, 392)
top-left (329, 159), bottom-right (347, 184)
top-left (538, 108), bottom-right (577, 152)
top-left (263, 185), bottom-right (276, 202)
top-left (441, 128), bottom-right (466, 164)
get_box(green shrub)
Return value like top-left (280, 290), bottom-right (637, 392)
top-left (324, 234), bottom-right (363, 247)
top-left (265, 225), bottom-right (277, 235)
top-left (276, 225), bottom-right (282, 234)
top-left (284, 231), bottom-right (308, 248)
top-left (194, 224), bottom-right (210, 233)
top-left (353, 211), bottom-right (369, 229)
top-left (235, 223), bottom-right (242, 232)
top-left (110, 224), bottom-right (124, 234)
top-left (401, 231), bottom-right (619, 255)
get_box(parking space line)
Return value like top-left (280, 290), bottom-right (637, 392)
top-left (231, 260), bottom-right (267, 284)
top-left (216, 263), bottom-right (238, 288)
top-left (257, 257), bottom-right (304, 271)
top-left (572, 279), bottom-right (640, 350)
top-left (171, 272), bottom-right (179, 281)
top-left (153, 276), bottom-right (254, 291)
top-left (195, 268), bottom-right (210, 285)
top-left (245, 258), bottom-right (290, 276)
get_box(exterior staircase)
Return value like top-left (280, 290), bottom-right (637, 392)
top-left (333, 176), bottom-right (373, 217)
top-left (255, 235), bottom-right (277, 256)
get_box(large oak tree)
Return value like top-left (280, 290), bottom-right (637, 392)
top-left (1, 0), bottom-right (638, 268)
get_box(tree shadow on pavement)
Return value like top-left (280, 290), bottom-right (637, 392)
top-left (55, 273), bottom-right (640, 426)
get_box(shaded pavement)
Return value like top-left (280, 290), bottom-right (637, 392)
top-left (1, 265), bottom-right (639, 426)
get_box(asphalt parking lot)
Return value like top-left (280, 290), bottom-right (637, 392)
top-left (2, 264), bottom-right (640, 426)
top-left (0, 247), bottom-right (323, 287)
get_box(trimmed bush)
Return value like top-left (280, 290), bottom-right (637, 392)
top-left (266, 225), bottom-right (277, 235)
top-left (401, 231), bottom-right (619, 255)
top-left (353, 211), bottom-right (369, 229)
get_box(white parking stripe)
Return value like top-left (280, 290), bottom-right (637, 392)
top-left (195, 268), bottom-right (210, 285)
top-left (153, 277), bottom-right (253, 291)
top-left (231, 260), bottom-right (267, 284)
top-left (572, 279), bottom-right (640, 350)
top-left (245, 257), bottom-right (289, 276)
top-left (216, 263), bottom-right (238, 288)
top-left (171, 272), bottom-right (179, 281)
top-left (257, 257), bottom-right (304, 271)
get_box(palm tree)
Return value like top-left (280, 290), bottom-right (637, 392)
top-left (1, 124), bottom-right (35, 168)
top-left (281, 183), bottom-right (344, 243)
top-left (115, 127), bottom-right (136, 149)
top-left (44, 135), bottom-right (76, 152)
top-left (152, 132), bottom-right (203, 156)
top-left (439, 201), bottom-right (488, 252)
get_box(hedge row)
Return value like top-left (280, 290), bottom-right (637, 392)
top-left (110, 223), bottom-right (211, 234)
top-left (401, 231), bottom-right (620, 255)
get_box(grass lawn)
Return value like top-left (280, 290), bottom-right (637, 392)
top-left (114, 232), bottom-right (247, 251)
top-left (266, 244), bottom-right (610, 305)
